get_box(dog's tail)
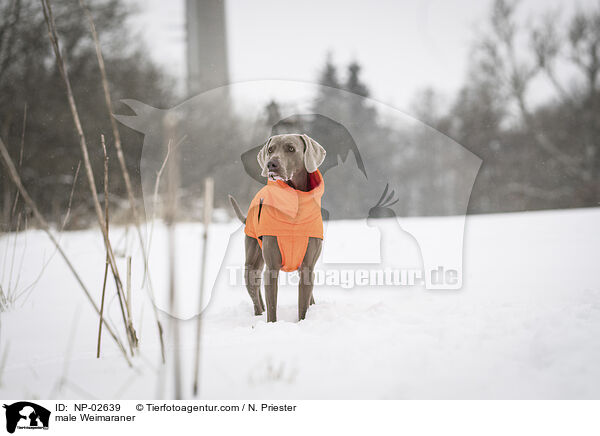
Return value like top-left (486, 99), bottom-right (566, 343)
top-left (228, 195), bottom-right (246, 224)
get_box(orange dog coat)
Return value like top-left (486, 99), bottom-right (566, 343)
top-left (245, 170), bottom-right (324, 272)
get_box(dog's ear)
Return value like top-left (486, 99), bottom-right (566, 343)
top-left (301, 134), bottom-right (326, 173)
top-left (257, 137), bottom-right (272, 177)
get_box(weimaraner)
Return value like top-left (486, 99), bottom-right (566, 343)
top-left (229, 134), bottom-right (326, 322)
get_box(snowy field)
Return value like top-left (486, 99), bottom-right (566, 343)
top-left (0, 207), bottom-right (599, 399)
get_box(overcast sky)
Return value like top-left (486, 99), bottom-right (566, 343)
top-left (124, 0), bottom-right (596, 110)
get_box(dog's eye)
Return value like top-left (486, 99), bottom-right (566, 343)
top-left (287, 145), bottom-right (295, 152)
top-left (268, 147), bottom-right (274, 154)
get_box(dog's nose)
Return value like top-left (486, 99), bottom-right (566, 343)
top-left (267, 159), bottom-right (279, 171)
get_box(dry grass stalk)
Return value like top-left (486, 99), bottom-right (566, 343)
top-left (96, 253), bottom-right (109, 358)
top-left (60, 161), bottom-right (80, 230)
top-left (11, 103), bottom-right (26, 217)
top-left (147, 135), bottom-right (187, 250)
top-left (0, 213), bottom-right (22, 311)
top-left (97, 135), bottom-right (110, 358)
top-left (0, 135), bottom-right (131, 366)
top-left (101, 135), bottom-right (136, 355)
top-left (5, 212), bottom-right (21, 297)
top-left (78, 0), bottom-right (165, 361)
top-left (163, 113), bottom-right (182, 399)
top-left (13, 161), bottom-right (80, 303)
top-left (78, 0), bottom-right (146, 255)
top-left (126, 256), bottom-right (131, 314)
top-left (145, 135), bottom-right (186, 366)
top-left (40, 0), bottom-right (137, 352)
top-left (193, 177), bottom-right (214, 396)
top-left (125, 255), bottom-right (137, 348)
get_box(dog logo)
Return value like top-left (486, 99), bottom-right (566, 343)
top-left (115, 80), bottom-right (481, 319)
top-left (2, 402), bottom-right (50, 433)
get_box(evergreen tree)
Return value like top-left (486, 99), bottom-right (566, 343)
top-left (343, 60), bottom-right (377, 132)
top-left (345, 61), bottom-right (369, 97)
top-left (265, 100), bottom-right (282, 128)
top-left (319, 53), bottom-right (341, 89)
top-left (312, 53), bottom-right (343, 119)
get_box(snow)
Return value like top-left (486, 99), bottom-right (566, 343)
top-left (0, 207), bottom-right (599, 399)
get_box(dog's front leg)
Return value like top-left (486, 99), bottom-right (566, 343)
top-left (264, 267), bottom-right (279, 322)
top-left (244, 236), bottom-right (265, 315)
top-left (261, 236), bottom-right (282, 322)
top-left (298, 266), bottom-right (313, 321)
top-left (298, 237), bottom-right (322, 321)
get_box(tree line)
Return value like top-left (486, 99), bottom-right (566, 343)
top-left (1, 0), bottom-right (598, 232)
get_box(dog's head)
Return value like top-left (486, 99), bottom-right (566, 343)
top-left (257, 134), bottom-right (326, 181)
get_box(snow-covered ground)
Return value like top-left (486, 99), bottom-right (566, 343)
top-left (0, 208), bottom-right (599, 399)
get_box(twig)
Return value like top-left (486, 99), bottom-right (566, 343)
top-left (97, 135), bottom-right (110, 358)
top-left (126, 256), bottom-right (132, 314)
top-left (147, 135), bottom-right (187, 252)
top-left (10, 215), bottom-right (26, 298)
top-left (0, 135), bottom-right (131, 366)
top-left (6, 212), bottom-right (21, 299)
top-left (125, 255), bottom-right (137, 348)
top-left (14, 162), bottom-right (80, 303)
top-left (97, 253), bottom-right (109, 358)
top-left (1, 204), bottom-right (11, 281)
top-left (11, 103), bottom-right (26, 217)
top-left (61, 160), bottom-right (80, 230)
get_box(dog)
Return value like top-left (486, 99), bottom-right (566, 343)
top-left (229, 134), bottom-right (326, 322)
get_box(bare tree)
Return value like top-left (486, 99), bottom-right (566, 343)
top-left (477, 0), bottom-right (600, 202)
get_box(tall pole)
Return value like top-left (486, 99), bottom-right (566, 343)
top-left (186, 0), bottom-right (230, 96)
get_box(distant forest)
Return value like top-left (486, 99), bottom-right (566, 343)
top-left (0, 0), bottom-right (598, 230)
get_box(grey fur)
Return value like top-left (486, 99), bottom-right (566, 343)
top-left (230, 133), bottom-right (324, 321)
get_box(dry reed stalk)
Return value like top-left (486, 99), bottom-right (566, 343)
top-left (13, 161), bottom-right (80, 303)
top-left (11, 103), bottom-right (26, 217)
top-left (192, 177), bottom-right (213, 396)
top-left (147, 135), bottom-right (187, 252)
top-left (0, 135), bottom-right (131, 366)
top-left (59, 161), bottom-right (80, 230)
top-left (78, 0), bottom-right (146, 259)
top-left (40, 0), bottom-right (136, 352)
top-left (126, 256), bottom-right (131, 314)
top-left (78, 0), bottom-right (165, 361)
top-left (125, 255), bottom-right (137, 348)
top-left (97, 135), bottom-right (110, 358)
top-left (97, 253), bottom-right (109, 358)
top-left (163, 113), bottom-right (182, 399)
top-left (6, 212), bottom-right (21, 297)
top-left (102, 135), bottom-right (136, 355)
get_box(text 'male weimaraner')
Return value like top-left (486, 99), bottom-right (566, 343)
top-left (229, 134), bottom-right (326, 322)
